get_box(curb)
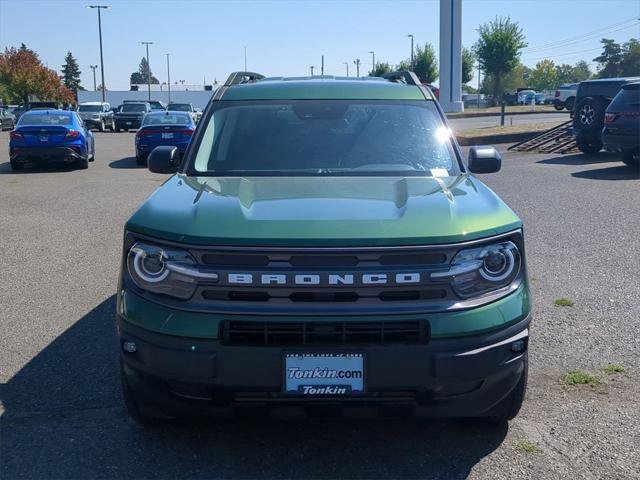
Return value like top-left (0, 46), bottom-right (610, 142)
top-left (455, 130), bottom-right (543, 146)
top-left (447, 109), bottom-right (567, 119)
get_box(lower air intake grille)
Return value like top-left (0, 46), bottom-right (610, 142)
top-left (220, 320), bottom-right (428, 345)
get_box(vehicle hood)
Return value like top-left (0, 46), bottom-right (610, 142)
top-left (126, 175), bottom-right (522, 246)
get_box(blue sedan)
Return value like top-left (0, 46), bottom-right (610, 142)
top-left (134, 111), bottom-right (196, 165)
top-left (9, 109), bottom-right (95, 171)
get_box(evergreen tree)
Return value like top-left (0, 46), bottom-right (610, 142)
top-left (61, 51), bottom-right (83, 91)
top-left (130, 57), bottom-right (159, 85)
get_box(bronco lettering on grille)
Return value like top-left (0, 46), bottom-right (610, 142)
top-left (227, 272), bottom-right (421, 286)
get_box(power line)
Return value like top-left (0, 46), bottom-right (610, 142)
top-left (522, 46), bottom-right (603, 63)
top-left (523, 17), bottom-right (639, 53)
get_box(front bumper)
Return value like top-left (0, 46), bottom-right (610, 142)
top-left (10, 146), bottom-right (85, 163)
top-left (117, 294), bottom-right (531, 418)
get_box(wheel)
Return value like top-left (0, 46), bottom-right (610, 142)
top-left (622, 149), bottom-right (639, 168)
top-left (10, 160), bottom-right (24, 171)
top-left (576, 135), bottom-right (603, 154)
top-left (99, 119), bottom-right (105, 132)
top-left (573, 97), bottom-right (606, 133)
top-left (554, 103), bottom-right (564, 111)
top-left (76, 156), bottom-right (89, 169)
top-left (120, 360), bottom-right (171, 426)
top-left (564, 96), bottom-right (575, 112)
top-left (482, 354), bottom-right (528, 424)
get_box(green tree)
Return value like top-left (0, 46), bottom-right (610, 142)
top-left (530, 59), bottom-right (558, 91)
top-left (571, 60), bottom-right (592, 82)
top-left (0, 46), bottom-right (74, 104)
top-left (396, 42), bottom-right (438, 83)
top-left (61, 51), bottom-right (83, 91)
top-left (462, 47), bottom-right (475, 85)
top-left (619, 38), bottom-right (640, 76)
top-left (130, 57), bottom-right (159, 85)
top-left (593, 38), bottom-right (624, 77)
top-left (413, 43), bottom-right (438, 83)
top-left (473, 16), bottom-right (527, 101)
top-left (370, 61), bottom-right (392, 77)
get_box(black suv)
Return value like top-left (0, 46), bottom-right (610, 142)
top-left (602, 82), bottom-right (640, 168)
top-left (114, 102), bottom-right (152, 131)
top-left (572, 77), bottom-right (640, 154)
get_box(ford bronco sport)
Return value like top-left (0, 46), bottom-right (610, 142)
top-left (117, 71), bottom-right (532, 424)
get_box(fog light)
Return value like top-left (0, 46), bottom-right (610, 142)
top-left (511, 340), bottom-right (525, 352)
top-left (123, 341), bottom-right (137, 353)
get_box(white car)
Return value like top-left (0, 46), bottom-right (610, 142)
top-left (553, 83), bottom-right (579, 111)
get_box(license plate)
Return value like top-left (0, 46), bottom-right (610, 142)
top-left (284, 353), bottom-right (364, 396)
top-left (161, 132), bottom-right (174, 139)
top-left (126, 121), bottom-right (132, 125)
top-left (39, 136), bottom-right (48, 142)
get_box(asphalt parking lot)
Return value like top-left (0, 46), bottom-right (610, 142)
top-left (1, 131), bottom-right (639, 479)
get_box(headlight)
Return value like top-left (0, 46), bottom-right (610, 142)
top-left (431, 241), bottom-right (520, 298)
top-left (127, 242), bottom-right (218, 299)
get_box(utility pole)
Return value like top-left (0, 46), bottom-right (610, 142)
top-left (407, 34), bottom-right (414, 69)
top-left (343, 62), bottom-right (349, 77)
top-left (141, 41), bottom-right (153, 101)
top-left (166, 53), bottom-right (171, 103)
top-left (354, 59), bottom-right (360, 77)
top-left (89, 65), bottom-right (98, 91)
top-left (321, 55), bottom-right (324, 76)
top-left (369, 51), bottom-right (375, 75)
top-left (310, 66), bottom-right (315, 76)
top-left (477, 63), bottom-right (481, 109)
top-left (88, 5), bottom-right (110, 102)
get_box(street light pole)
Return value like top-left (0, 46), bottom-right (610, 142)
top-left (369, 51), bottom-right (375, 75)
top-left (89, 65), bottom-right (98, 91)
top-left (343, 62), bottom-right (349, 77)
top-left (354, 59), bottom-right (360, 77)
top-left (407, 34), bottom-right (414, 69)
top-left (310, 66), bottom-right (315, 77)
top-left (88, 5), bottom-right (109, 102)
top-left (166, 53), bottom-right (171, 103)
top-left (477, 63), bottom-right (481, 109)
top-left (321, 55), bottom-right (324, 76)
top-left (141, 42), bottom-right (153, 101)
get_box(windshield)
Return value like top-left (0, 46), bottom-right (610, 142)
top-left (78, 105), bottom-right (102, 112)
top-left (142, 113), bottom-right (192, 126)
top-left (190, 100), bottom-right (458, 176)
top-left (168, 104), bottom-right (191, 112)
top-left (121, 104), bottom-right (147, 112)
top-left (19, 113), bottom-right (73, 125)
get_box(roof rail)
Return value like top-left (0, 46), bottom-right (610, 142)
top-left (224, 71), bottom-right (265, 86)
top-left (382, 71), bottom-right (421, 86)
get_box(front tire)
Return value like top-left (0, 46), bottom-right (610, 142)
top-left (483, 354), bottom-right (528, 424)
top-left (576, 135), bottom-right (603, 154)
top-left (553, 103), bottom-right (564, 111)
top-left (564, 96), bottom-right (575, 112)
top-left (76, 156), bottom-right (89, 170)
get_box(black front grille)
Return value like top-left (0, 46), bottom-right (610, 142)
top-left (220, 320), bottom-right (428, 345)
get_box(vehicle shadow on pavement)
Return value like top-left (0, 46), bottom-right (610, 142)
top-left (572, 164), bottom-right (639, 180)
top-left (109, 157), bottom-right (145, 169)
top-left (0, 160), bottom-right (79, 174)
top-left (535, 151), bottom-right (620, 166)
top-left (1, 296), bottom-right (507, 480)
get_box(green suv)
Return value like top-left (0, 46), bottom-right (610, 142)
top-left (117, 71), bottom-right (531, 423)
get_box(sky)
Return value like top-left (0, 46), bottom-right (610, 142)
top-left (1, 0), bottom-right (639, 90)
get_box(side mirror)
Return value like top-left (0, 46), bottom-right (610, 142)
top-left (148, 146), bottom-right (180, 174)
top-left (468, 146), bottom-right (502, 174)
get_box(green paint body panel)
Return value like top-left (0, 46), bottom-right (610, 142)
top-left (119, 284), bottom-right (531, 340)
top-left (126, 174), bottom-right (522, 247)
top-left (221, 79), bottom-right (427, 101)
top-left (120, 77), bottom-right (531, 341)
